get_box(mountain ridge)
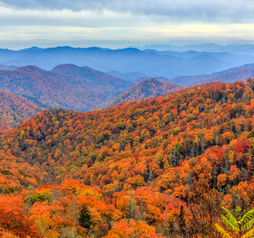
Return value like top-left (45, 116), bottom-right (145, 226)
top-left (1, 46), bottom-right (254, 78)
top-left (0, 64), bottom-right (131, 112)
top-left (171, 62), bottom-right (254, 86)
top-left (105, 78), bottom-right (182, 108)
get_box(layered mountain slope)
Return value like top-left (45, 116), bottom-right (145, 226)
top-left (0, 64), bottom-right (130, 111)
top-left (0, 80), bottom-right (253, 237)
top-left (172, 63), bottom-right (254, 86)
top-left (1, 46), bottom-right (254, 78)
top-left (106, 78), bottom-right (182, 107)
top-left (0, 89), bottom-right (43, 131)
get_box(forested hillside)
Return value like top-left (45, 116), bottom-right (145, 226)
top-left (0, 89), bottom-right (43, 131)
top-left (0, 80), bottom-right (253, 237)
top-left (0, 64), bottom-right (130, 111)
top-left (105, 78), bottom-right (181, 108)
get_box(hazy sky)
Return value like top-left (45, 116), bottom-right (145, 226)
top-left (1, 0), bottom-right (254, 49)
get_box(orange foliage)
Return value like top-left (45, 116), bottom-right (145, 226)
top-left (0, 80), bottom-right (254, 237)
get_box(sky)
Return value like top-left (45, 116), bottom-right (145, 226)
top-left (1, 0), bottom-right (254, 49)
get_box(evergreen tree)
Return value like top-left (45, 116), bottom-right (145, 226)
top-left (78, 204), bottom-right (92, 231)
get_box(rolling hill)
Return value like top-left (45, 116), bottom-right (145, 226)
top-left (0, 89), bottom-right (43, 131)
top-left (0, 79), bottom-right (253, 237)
top-left (106, 78), bottom-right (182, 107)
top-left (0, 64), bottom-right (131, 111)
top-left (172, 63), bottom-right (254, 86)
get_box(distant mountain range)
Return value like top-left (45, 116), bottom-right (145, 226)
top-left (171, 63), bottom-right (254, 86)
top-left (0, 63), bottom-right (183, 114)
top-left (105, 78), bottom-right (182, 108)
top-left (0, 64), bottom-right (131, 111)
top-left (142, 43), bottom-right (254, 54)
top-left (1, 61), bottom-right (254, 115)
top-left (1, 46), bottom-right (254, 78)
top-left (0, 89), bottom-right (43, 131)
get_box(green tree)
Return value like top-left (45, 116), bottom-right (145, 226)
top-left (78, 204), bottom-right (92, 231)
top-left (215, 206), bottom-right (254, 238)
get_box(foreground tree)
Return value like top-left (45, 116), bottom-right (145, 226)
top-left (215, 206), bottom-right (254, 238)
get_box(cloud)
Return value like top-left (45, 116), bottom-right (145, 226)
top-left (1, 0), bottom-right (254, 23)
top-left (1, 1), bottom-right (254, 49)
top-left (0, 7), bottom-right (137, 28)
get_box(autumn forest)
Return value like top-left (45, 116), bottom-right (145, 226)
top-left (0, 78), bottom-right (253, 237)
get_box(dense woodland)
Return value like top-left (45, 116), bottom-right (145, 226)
top-left (0, 89), bottom-right (43, 132)
top-left (105, 78), bottom-right (181, 108)
top-left (0, 65), bottom-right (130, 112)
top-left (0, 80), bottom-right (254, 237)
